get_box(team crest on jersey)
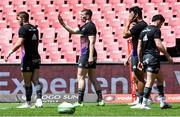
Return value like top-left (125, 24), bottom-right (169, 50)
top-left (32, 34), bottom-right (37, 40)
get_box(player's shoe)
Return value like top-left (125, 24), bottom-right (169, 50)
top-left (73, 102), bottom-right (84, 107)
top-left (140, 104), bottom-right (151, 110)
top-left (128, 98), bottom-right (139, 106)
top-left (160, 102), bottom-right (172, 109)
top-left (17, 102), bottom-right (31, 108)
top-left (130, 103), bottom-right (141, 109)
top-left (97, 100), bottom-right (105, 106)
top-left (35, 98), bottom-right (43, 108)
top-left (147, 98), bottom-right (153, 105)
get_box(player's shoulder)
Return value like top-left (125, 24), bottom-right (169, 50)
top-left (87, 21), bottom-right (96, 28)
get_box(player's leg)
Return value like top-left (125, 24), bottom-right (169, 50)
top-left (156, 71), bottom-right (172, 109)
top-left (141, 71), bottom-right (156, 109)
top-left (88, 68), bottom-right (104, 106)
top-left (73, 67), bottom-right (88, 107)
top-left (17, 61), bottom-right (33, 108)
top-left (32, 59), bottom-right (43, 107)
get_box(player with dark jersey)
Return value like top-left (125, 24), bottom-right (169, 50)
top-left (78, 21), bottom-right (97, 68)
top-left (58, 9), bottom-right (104, 106)
top-left (138, 14), bottom-right (173, 109)
top-left (6, 11), bottom-right (43, 108)
top-left (123, 6), bottom-right (147, 107)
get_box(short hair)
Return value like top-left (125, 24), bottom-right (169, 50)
top-left (17, 11), bottom-right (29, 22)
top-left (129, 6), bottom-right (142, 19)
top-left (152, 14), bottom-right (165, 22)
top-left (81, 9), bottom-right (93, 18)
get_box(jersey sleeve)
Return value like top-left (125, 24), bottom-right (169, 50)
top-left (139, 31), bottom-right (144, 40)
top-left (154, 28), bottom-right (161, 39)
top-left (87, 24), bottom-right (97, 36)
top-left (18, 27), bottom-right (26, 39)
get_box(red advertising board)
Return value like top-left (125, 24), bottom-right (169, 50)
top-left (0, 63), bottom-right (180, 95)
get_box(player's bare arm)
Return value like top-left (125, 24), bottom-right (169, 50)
top-left (58, 14), bottom-right (80, 34)
top-left (88, 35), bottom-right (96, 64)
top-left (123, 14), bottom-right (137, 38)
top-left (137, 40), bottom-right (144, 70)
top-left (154, 38), bottom-right (173, 63)
top-left (6, 37), bottom-right (24, 61)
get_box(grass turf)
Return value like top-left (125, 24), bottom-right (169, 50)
top-left (0, 103), bottom-right (180, 116)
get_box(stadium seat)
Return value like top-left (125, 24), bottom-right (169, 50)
top-left (151, 0), bottom-right (163, 4)
top-left (46, 43), bottom-right (59, 53)
top-left (97, 51), bottom-right (107, 62)
top-left (113, 3), bottom-right (126, 13)
top-left (122, 0), bottom-right (135, 5)
top-left (109, 0), bottom-right (121, 5)
top-left (44, 4), bottom-right (56, 14)
top-left (80, 0), bottom-right (93, 4)
top-left (3, 5), bottom-right (14, 14)
top-left (12, 0), bottom-right (24, 6)
top-left (60, 42), bottom-right (74, 53)
top-left (103, 11), bottom-right (116, 21)
top-left (72, 4), bottom-right (83, 14)
top-left (142, 3), bottom-right (155, 13)
top-left (67, 0), bottom-right (79, 5)
top-left (37, 20), bottom-right (50, 29)
top-left (92, 11), bottom-right (102, 21)
top-left (0, 0), bottom-right (10, 6)
top-left (47, 12), bottom-right (58, 22)
top-left (60, 12), bottom-right (73, 21)
top-left (16, 5), bottom-right (28, 13)
top-left (110, 51), bottom-right (122, 62)
top-left (9, 20), bottom-right (19, 30)
top-left (26, 0), bottom-right (37, 6)
top-left (64, 52), bottom-right (77, 63)
top-left (0, 20), bottom-right (7, 28)
top-left (30, 5), bottom-right (42, 14)
top-left (106, 42), bottom-right (120, 52)
top-left (166, 0), bottom-right (177, 3)
top-left (42, 28), bottom-right (55, 44)
top-left (95, 0), bottom-right (107, 4)
top-left (4, 12), bottom-right (17, 22)
top-left (33, 12), bottom-right (45, 21)
top-left (157, 3), bottom-right (170, 12)
top-left (58, 4), bottom-right (70, 12)
top-left (39, 0), bottom-right (51, 6)
top-left (100, 4), bottom-right (112, 13)
top-left (136, 0), bottom-right (150, 4)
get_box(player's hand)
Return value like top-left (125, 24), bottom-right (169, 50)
top-left (138, 62), bottom-right (144, 71)
top-left (58, 14), bottom-right (65, 25)
top-left (5, 50), bottom-right (13, 62)
top-left (88, 57), bottom-right (94, 65)
top-left (167, 57), bottom-right (174, 64)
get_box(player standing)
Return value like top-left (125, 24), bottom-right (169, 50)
top-left (138, 14), bottom-right (173, 109)
top-left (123, 6), bottom-right (147, 107)
top-left (58, 9), bottom-right (105, 106)
top-left (6, 11), bottom-right (43, 108)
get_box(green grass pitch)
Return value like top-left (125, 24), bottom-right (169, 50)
top-left (0, 103), bottom-right (180, 116)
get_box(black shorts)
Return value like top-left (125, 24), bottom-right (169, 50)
top-left (78, 55), bottom-right (97, 69)
top-left (21, 59), bottom-right (41, 72)
top-left (143, 54), bottom-right (160, 74)
top-left (131, 56), bottom-right (138, 72)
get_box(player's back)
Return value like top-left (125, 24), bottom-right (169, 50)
top-left (140, 25), bottom-right (160, 55)
top-left (20, 24), bottom-right (40, 60)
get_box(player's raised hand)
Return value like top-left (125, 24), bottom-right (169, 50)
top-left (58, 14), bottom-right (65, 25)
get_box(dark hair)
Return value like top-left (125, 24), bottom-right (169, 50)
top-left (17, 11), bottom-right (29, 22)
top-left (129, 6), bottom-right (142, 19)
top-left (81, 9), bottom-right (93, 18)
top-left (152, 14), bottom-right (165, 22)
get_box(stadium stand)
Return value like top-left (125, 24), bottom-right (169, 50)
top-left (0, 0), bottom-right (179, 63)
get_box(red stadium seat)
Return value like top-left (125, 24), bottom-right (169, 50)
top-left (58, 4), bottom-right (70, 13)
top-left (137, 0), bottom-right (150, 4)
top-left (47, 12), bottom-right (58, 22)
top-left (42, 28), bottom-right (55, 44)
top-left (151, 0), bottom-right (163, 4)
top-left (30, 5), bottom-right (42, 14)
top-left (46, 43), bottom-right (59, 53)
top-left (103, 11), bottom-right (116, 21)
top-left (60, 42), bottom-right (74, 52)
top-left (166, 0), bottom-right (177, 3)
top-left (37, 20), bottom-right (50, 29)
top-left (4, 12), bottom-right (17, 22)
top-left (123, 0), bottom-right (135, 4)
top-left (0, 20), bottom-right (7, 28)
top-left (110, 51), bottom-right (122, 62)
top-left (39, 0), bottom-right (51, 6)
top-left (33, 12), bottom-right (45, 21)
top-left (164, 34), bottom-right (176, 47)
top-left (64, 52), bottom-right (76, 63)
top-left (81, 0), bottom-right (93, 4)
top-left (16, 5), bottom-right (28, 13)
top-left (106, 42), bottom-right (120, 52)
top-left (44, 4), bottom-right (56, 14)
top-left (9, 20), bottom-right (19, 30)
top-left (109, 0), bottom-right (121, 5)
top-left (0, 28), bottom-right (12, 44)
top-left (95, 0), bottom-right (107, 4)
top-left (72, 4), bottom-right (83, 14)
top-left (97, 51), bottom-right (107, 62)
top-left (12, 0), bottom-right (24, 6)
top-left (0, 0), bottom-right (10, 6)
top-left (67, 0), bottom-right (79, 5)
top-left (3, 5), bottom-right (14, 14)
top-left (113, 3), bottom-right (126, 13)
top-left (26, 0), bottom-right (37, 6)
